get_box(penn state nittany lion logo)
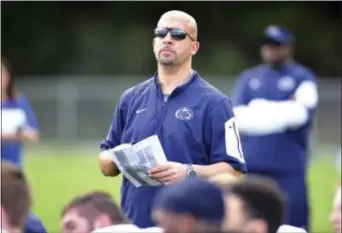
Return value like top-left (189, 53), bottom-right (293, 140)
top-left (175, 107), bottom-right (194, 121)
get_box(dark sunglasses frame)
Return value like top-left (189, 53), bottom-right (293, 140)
top-left (153, 27), bottom-right (195, 41)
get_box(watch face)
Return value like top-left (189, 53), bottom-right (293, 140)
top-left (188, 170), bottom-right (196, 177)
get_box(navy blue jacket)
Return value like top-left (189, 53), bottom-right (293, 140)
top-left (24, 213), bottom-right (47, 233)
top-left (232, 62), bottom-right (317, 176)
top-left (101, 71), bottom-right (247, 227)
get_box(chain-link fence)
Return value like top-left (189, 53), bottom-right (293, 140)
top-left (18, 76), bottom-right (341, 154)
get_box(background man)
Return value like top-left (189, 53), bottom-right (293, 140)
top-left (232, 25), bottom-right (318, 230)
top-left (99, 10), bottom-right (246, 227)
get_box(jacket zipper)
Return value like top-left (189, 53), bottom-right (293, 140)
top-left (157, 97), bottom-right (169, 134)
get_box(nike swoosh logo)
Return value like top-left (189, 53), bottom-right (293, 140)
top-left (136, 108), bottom-right (148, 114)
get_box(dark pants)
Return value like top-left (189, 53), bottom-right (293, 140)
top-left (248, 172), bottom-right (309, 231)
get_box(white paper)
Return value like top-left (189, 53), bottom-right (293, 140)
top-left (110, 135), bottom-right (168, 187)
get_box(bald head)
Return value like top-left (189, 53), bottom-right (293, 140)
top-left (157, 10), bottom-right (198, 40)
top-left (153, 10), bottom-right (200, 67)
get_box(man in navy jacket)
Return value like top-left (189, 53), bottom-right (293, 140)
top-left (232, 25), bottom-right (318, 230)
top-left (98, 10), bottom-right (247, 228)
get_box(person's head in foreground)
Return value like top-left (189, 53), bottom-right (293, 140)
top-left (61, 191), bottom-right (128, 233)
top-left (152, 178), bottom-right (225, 233)
top-left (1, 162), bottom-right (31, 233)
top-left (260, 25), bottom-right (295, 66)
top-left (330, 183), bottom-right (341, 233)
top-left (153, 10), bottom-right (200, 68)
top-left (223, 176), bottom-right (286, 233)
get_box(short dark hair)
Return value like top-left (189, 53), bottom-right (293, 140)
top-left (229, 176), bottom-right (286, 233)
top-left (1, 162), bottom-right (31, 229)
top-left (62, 191), bottom-right (127, 224)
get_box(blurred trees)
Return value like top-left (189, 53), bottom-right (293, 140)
top-left (1, 2), bottom-right (341, 78)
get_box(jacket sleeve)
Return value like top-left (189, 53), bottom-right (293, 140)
top-left (100, 89), bottom-right (131, 151)
top-left (231, 70), bottom-right (251, 106)
top-left (291, 72), bottom-right (318, 123)
top-left (204, 97), bottom-right (247, 173)
top-left (20, 95), bottom-right (40, 131)
top-left (234, 71), bottom-right (318, 136)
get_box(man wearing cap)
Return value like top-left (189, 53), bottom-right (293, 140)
top-left (231, 25), bottom-right (319, 230)
top-left (152, 178), bottom-right (225, 233)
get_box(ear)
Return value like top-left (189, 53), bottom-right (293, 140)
top-left (152, 38), bottom-right (155, 48)
top-left (182, 215), bottom-right (197, 232)
top-left (245, 219), bottom-right (268, 233)
top-left (94, 214), bottom-right (112, 229)
top-left (191, 41), bottom-right (200, 56)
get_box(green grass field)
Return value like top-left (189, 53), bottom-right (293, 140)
top-left (23, 147), bottom-right (339, 232)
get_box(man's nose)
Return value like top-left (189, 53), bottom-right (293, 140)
top-left (163, 32), bottom-right (173, 44)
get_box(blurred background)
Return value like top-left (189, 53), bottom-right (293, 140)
top-left (2, 1), bottom-right (341, 232)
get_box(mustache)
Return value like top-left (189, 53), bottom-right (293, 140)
top-left (159, 47), bottom-right (175, 53)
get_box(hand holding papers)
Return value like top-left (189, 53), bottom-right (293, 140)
top-left (110, 135), bottom-right (168, 187)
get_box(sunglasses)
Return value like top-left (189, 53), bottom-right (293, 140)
top-left (154, 27), bottom-right (195, 41)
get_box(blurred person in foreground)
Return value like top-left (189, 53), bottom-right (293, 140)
top-left (61, 191), bottom-right (139, 233)
top-left (1, 57), bottom-right (40, 167)
top-left (211, 175), bottom-right (306, 233)
top-left (99, 10), bottom-right (246, 228)
top-left (223, 176), bottom-right (287, 233)
top-left (1, 58), bottom-right (46, 233)
top-left (330, 183), bottom-right (341, 233)
top-left (152, 178), bottom-right (226, 233)
top-left (231, 25), bottom-right (318, 230)
top-left (1, 162), bottom-right (31, 233)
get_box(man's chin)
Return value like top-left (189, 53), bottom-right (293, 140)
top-left (158, 60), bottom-right (176, 66)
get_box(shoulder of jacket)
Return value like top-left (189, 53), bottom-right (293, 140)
top-left (120, 78), bottom-right (154, 102)
top-left (291, 63), bottom-right (316, 79)
top-left (196, 78), bottom-right (230, 104)
top-left (237, 64), bottom-right (265, 82)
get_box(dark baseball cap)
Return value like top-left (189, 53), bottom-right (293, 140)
top-left (262, 25), bottom-right (295, 45)
top-left (153, 178), bottom-right (225, 222)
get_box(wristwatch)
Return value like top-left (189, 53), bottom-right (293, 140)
top-left (186, 164), bottom-right (197, 178)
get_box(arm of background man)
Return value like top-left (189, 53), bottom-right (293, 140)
top-left (193, 97), bottom-right (247, 178)
top-left (231, 69), bottom-right (287, 135)
top-left (98, 91), bottom-right (130, 177)
top-left (231, 70), bottom-right (252, 106)
top-left (233, 75), bottom-right (318, 136)
top-left (21, 96), bottom-right (40, 142)
top-left (2, 97), bottom-right (40, 142)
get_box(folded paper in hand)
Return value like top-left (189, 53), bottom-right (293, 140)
top-left (110, 135), bottom-right (168, 187)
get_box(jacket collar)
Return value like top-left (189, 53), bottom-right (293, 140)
top-left (153, 70), bottom-right (198, 98)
